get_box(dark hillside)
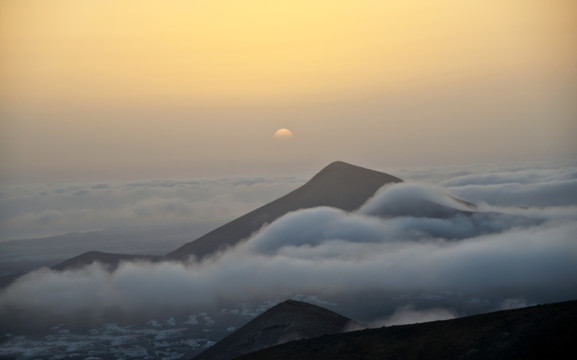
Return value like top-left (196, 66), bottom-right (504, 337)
top-left (194, 299), bottom-right (362, 360)
top-left (166, 161), bottom-right (402, 261)
top-left (236, 299), bottom-right (577, 360)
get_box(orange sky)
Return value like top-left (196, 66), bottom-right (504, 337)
top-left (1, 0), bottom-right (576, 183)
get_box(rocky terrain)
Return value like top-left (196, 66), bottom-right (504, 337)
top-left (194, 299), bottom-right (362, 360)
top-left (235, 299), bottom-right (577, 360)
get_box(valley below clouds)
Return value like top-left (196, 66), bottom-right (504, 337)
top-left (1, 161), bottom-right (576, 333)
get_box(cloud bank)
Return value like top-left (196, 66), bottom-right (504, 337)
top-left (0, 175), bottom-right (305, 241)
top-left (441, 165), bottom-right (577, 207)
top-left (1, 163), bottom-right (576, 326)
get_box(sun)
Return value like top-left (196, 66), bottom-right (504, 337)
top-left (274, 128), bottom-right (294, 140)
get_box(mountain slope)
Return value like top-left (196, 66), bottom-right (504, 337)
top-left (166, 161), bottom-right (402, 261)
top-left (236, 299), bottom-right (577, 360)
top-left (2, 161), bottom-right (401, 276)
top-left (194, 299), bottom-right (362, 360)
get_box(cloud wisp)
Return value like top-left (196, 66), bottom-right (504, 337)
top-left (441, 166), bottom-right (577, 207)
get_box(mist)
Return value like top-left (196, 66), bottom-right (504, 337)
top-left (0, 175), bottom-right (305, 242)
top-left (1, 163), bottom-right (575, 328)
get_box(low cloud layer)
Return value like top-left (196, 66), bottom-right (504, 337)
top-left (374, 305), bottom-right (458, 327)
top-left (0, 175), bottom-right (305, 241)
top-left (1, 163), bottom-right (576, 326)
top-left (442, 165), bottom-right (577, 207)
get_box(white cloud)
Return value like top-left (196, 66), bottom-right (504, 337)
top-left (1, 162), bottom-right (576, 327)
top-left (0, 175), bottom-right (305, 241)
top-left (1, 182), bottom-right (576, 324)
top-left (441, 166), bottom-right (577, 207)
top-left (373, 305), bottom-right (458, 327)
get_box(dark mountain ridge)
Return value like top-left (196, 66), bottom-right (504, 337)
top-left (235, 299), bottom-right (577, 360)
top-left (194, 299), bottom-right (363, 360)
top-left (49, 161), bottom-right (402, 271)
top-left (166, 161), bottom-right (402, 262)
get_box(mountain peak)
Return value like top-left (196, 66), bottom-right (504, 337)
top-left (166, 162), bottom-right (402, 261)
top-left (317, 160), bottom-right (390, 176)
top-left (324, 160), bottom-right (354, 168)
top-left (266, 299), bottom-right (335, 315)
top-left (309, 161), bottom-right (401, 186)
top-left (50, 162), bottom-right (403, 268)
top-left (194, 299), bottom-right (362, 360)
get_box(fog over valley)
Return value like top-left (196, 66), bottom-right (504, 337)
top-left (1, 161), bottom-right (575, 338)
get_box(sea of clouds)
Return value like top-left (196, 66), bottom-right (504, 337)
top-left (0, 175), bottom-right (306, 242)
top-left (1, 160), bottom-right (576, 327)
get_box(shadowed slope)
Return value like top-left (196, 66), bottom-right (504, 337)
top-left (166, 161), bottom-right (402, 261)
top-left (194, 299), bottom-right (362, 360)
top-left (237, 300), bottom-right (577, 360)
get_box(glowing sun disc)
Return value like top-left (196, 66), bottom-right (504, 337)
top-left (274, 128), bottom-right (294, 139)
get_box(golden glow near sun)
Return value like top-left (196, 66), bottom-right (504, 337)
top-left (0, 0), bottom-right (575, 183)
top-left (274, 128), bottom-right (294, 140)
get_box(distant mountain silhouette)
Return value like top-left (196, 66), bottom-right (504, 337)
top-left (193, 299), bottom-right (362, 360)
top-left (236, 299), bottom-right (577, 360)
top-left (52, 251), bottom-right (160, 271)
top-left (166, 161), bottom-right (402, 262)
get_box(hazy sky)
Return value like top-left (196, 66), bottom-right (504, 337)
top-left (1, 0), bottom-right (576, 183)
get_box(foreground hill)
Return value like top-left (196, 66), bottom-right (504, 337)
top-left (236, 299), bottom-right (577, 360)
top-left (194, 299), bottom-right (362, 360)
